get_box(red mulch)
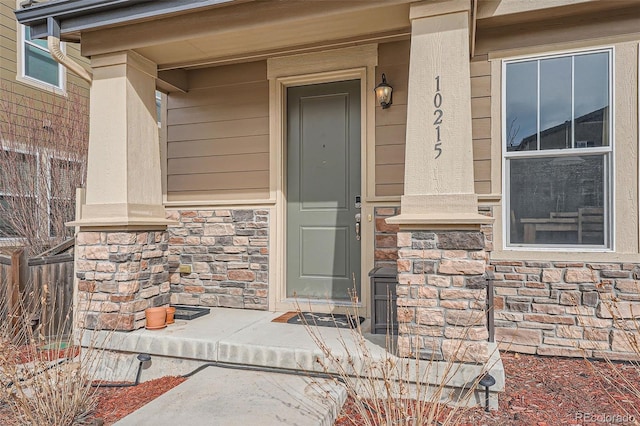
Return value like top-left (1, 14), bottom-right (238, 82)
top-left (91, 376), bottom-right (186, 425)
top-left (13, 345), bottom-right (81, 364)
top-left (2, 352), bottom-right (639, 425)
top-left (336, 352), bottom-right (640, 425)
top-left (0, 376), bottom-right (185, 426)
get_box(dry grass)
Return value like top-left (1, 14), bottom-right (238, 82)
top-left (584, 295), bottom-right (640, 423)
top-left (0, 282), bottom-right (110, 425)
top-left (297, 291), bottom-right (496, 426)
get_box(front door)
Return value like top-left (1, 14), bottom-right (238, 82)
top-left (286, 80), bottom-right (361, 301)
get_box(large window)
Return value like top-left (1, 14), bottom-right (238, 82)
top-left (504, 49), bottom-right (612, 248)
top-left (20, 25), bottom-right (64, 89)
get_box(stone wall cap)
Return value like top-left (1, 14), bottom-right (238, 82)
top-left (67, 217), bottom-right (177, 229)
top-left (369, 266), bottom-right (398, 277)
top-left (386, 213), bottom-right (493, 226)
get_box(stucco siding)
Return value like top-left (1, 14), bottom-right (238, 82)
top-left (166, 61), bottom-right (270, 202)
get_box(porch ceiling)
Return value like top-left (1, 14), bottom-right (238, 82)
top-left (80, 1), bottom-right (412, 70)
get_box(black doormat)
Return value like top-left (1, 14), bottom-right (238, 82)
top-left (172, 305), bottom-right (210, 320)
top-left (276, 311), bottom-right (364, 329)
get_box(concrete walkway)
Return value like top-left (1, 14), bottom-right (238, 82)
top-left (114, 366), bottom-right (346, 426)
top-left (84, 308), bottom-right (503, 424)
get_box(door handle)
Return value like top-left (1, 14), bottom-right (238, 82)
top-left (355, 213), bottom-right (361, 241)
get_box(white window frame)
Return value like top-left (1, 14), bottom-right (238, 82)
top-left (502, 47), bottom-right (614, 252)
top-left (17, 23), bottom-right (66, 94)
top-left (0, 147), bottom-right (82, 242)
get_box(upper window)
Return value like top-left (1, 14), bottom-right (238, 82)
top-left (20, 25), bottom-right (64, 90)
top-left (504, 49), bottom-right (612, 248)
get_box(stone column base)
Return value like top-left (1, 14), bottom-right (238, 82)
top-left (76, 230), bottom-right (170, 331)
top-left (396, 230), bottom-right (490, 363)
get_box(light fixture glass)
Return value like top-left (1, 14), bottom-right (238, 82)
top-left (374, 73), bottom-right (393, 109)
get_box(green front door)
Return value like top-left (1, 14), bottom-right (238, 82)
top-left (286, 80), bottom-right (361, 301)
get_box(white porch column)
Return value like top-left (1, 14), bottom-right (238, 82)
top-left (72, 50), bottom-right (170, 227)
top-left (388, 1), bottom-right (494, 364)
top-left (71, 51), bottom-right (172, 331)
top-left (389, 0), bottom-right (489, 226)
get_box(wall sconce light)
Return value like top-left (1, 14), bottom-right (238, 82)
top-left (374, 73), bottom-right (393, 109)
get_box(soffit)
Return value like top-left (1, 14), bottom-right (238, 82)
top-left (476, 0), bottom-right (601, 20)
top-left (476, 0), bottom-right (640, 30)
top-left (79, 1), bottom-right (412, 69)
top-left (16, 0), bottom-right (251, 41)
top-left (476, 4), bottom-right (640, 56)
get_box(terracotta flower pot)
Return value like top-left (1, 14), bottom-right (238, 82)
top-left (145, 307), bottom-right (167, 330)
top-left (166, 306), bottom-right (176, 325)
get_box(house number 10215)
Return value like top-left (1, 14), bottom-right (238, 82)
top-left (433, 75), bottom-right (443, 159)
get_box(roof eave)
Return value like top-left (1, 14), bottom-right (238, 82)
top-left (15, 0), bottom-right (241, 40)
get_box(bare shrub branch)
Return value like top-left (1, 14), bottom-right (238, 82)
top-left (0, 84), bottom-right (88, 255)
top-left (296, 286), bottom-right (498, 425)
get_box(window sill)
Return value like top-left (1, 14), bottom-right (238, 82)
top-left (15, 75), bottom-right (67, 97)
top-left (504, 245), bottom-right (612, 253)
top-left (488, 246), bottom-right (640, 264)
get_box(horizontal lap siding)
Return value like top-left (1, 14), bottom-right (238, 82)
top-left (375, 42), bottom-right (493, 197)
top-left (166, 61), bottom-right (270, 201)
top-left (1, 1), bottom-right (17, 82)
top-left (471, 55), bottom-right (492, 194)
top-left (1, 0), bottom-right (90, 111)
top-left (375, 41), bottom-right (409, 197)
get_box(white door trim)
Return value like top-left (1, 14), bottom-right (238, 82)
top-left (267, 45), bottom-right (378, 314)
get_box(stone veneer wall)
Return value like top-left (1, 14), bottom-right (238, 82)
top-left (76, 231), bottom-right (170, 331)
top-left (166, 209), bottom-right (269, 310)
top-left (396, 230), bottom-right (491, 363)
top-left (374, 207), bottom-right (400, 268)
top-left (378, 203), bottom-right (640, 359)
top-left (375, 206), bottom-right (494, 269)
top-left (491, 260), bottom-right (640, 359)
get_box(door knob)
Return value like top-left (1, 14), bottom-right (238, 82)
top-left (355, 213), bottom-right (361, 241)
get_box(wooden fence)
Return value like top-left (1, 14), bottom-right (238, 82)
top-left (0, 239), bottom-right (74, 338)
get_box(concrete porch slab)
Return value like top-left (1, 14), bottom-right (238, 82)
top-left (217, 318), bottom-right (391, 375)
top-left (114, 366), bottom-right (347, 426)
top-left (84, 307), bottom-right (504, 410)
top-left (82, 308), bottom-right (280, 362)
